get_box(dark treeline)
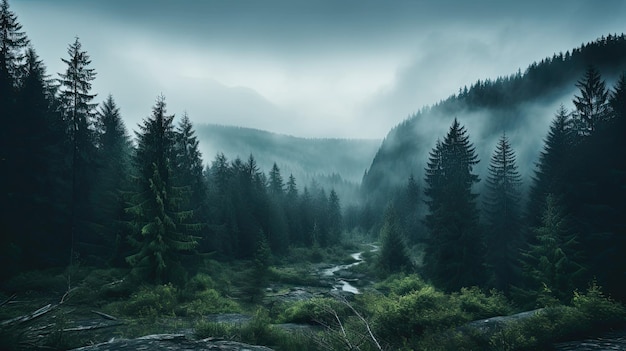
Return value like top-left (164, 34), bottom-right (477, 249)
top-left (363, 34), bottom-right (626, 207)
top-left (0, 0), bottom-right (342, 285)
top-left (361, 65), bottom-right (626, 305)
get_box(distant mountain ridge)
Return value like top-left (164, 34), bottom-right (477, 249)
top-left (195, 124), bottom-right (380, 186)
top-left (362, 33), bottom-right (626, 206)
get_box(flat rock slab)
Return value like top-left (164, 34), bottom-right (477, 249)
top-left (69, 334), bottom-right (274, 351)
top-left (461, 308), bottom-right (545, 336)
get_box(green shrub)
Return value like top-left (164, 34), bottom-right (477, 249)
top-left (279, 298), bottom-right (347, 325)
top-left (453, 287), bottom-right (513, 320)
top-left (374, 273), bottom-right (427, 295)
top-left (572, 282), bottom-right (626, 327)
top-left (178, 288), bottom-right (240, 317)
top-left (268, 266), bottom-right (318, 286)
top-left (114, 284), bottom-right (178, 318)
top-left (371, 286), bottom-right (468, 341)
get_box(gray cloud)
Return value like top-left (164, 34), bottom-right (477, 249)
top-left (11, 0), bottom-right (626, 138)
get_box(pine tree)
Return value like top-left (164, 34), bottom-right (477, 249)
top-left (1, 47), bottom-right (69, 275)
top-left (483, 133), bottom-right (522, 292)
top-left (378, 204), bottom-right (411, 273)
top-left (610, 73), bottom-right (626, 121)
top-left (326, 189), bottom-right (342, 246)
top-left (93, 95), bottom-right (132, 263)
top-left (174, 113), bottom-right (207, 231)
top-left (0, 0), bottom-right (30, 263)
top-left (519, 194), bottom-right (585, 304)
top-left (572, 66), bottom-right (610, 135)
top-left (284, 174), bottom-right (302, 246)
top-left (126, 96), bottom-right (198, 284)
top-left (527, 105), bottom-right (574, 228)
top-left (58, 37), bottom-right (98, 263)
top-left (396, 174), bottom-right (421, 243)
top-left (268, 163), bottom-right (284, 197)
top-left (423, 118), bottom-right (484, 291)
top-left (0, 0), bottom-right (28, 110)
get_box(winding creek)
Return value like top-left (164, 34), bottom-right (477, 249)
top-left (321, 245), bottom-right (378, 294)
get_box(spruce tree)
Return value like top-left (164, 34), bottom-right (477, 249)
top-left (572, 66), bottom-right (610, 135)
top-left (284, 174), bottom-right (302, 246)
top-left (58, 37), bottom-right (98, 263)
top-left (483, 133), bottom-right (522, 292)
top-left (0, 0), bottom-right (29, 263)
top-left (174, 113), bottom-right (207, 232)
top-left (0, 0), bottom-right (28, 110)
top-left (527, 105), bottom-right (574, 228)
top-left (424, 118), bottom-right (484, 291)
top-left (326, 189), bottom-right (342, 246)
top-left (126, 96), bottom-right (198, 284)
top-left (519, 194), bottom-right (585, 304)
top-left (378, 204), bottom-right (411, 273)
top-left (93, 95), bottom-right (132, 263)
top-left (268, 163), bottom-right (284, 197)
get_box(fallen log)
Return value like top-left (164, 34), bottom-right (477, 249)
top-left (0, 303), bottom-right (57, 328)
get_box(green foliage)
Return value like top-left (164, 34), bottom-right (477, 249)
top-left (519, 194), bottom-right (585, 305)
top-left (177, 273), bottom-right (240, 317)
top-left (488, 284), bottom-right (626, 351)
top-left (423, 119), bottom-right (485, 291)
top-left (572, 282), bottom-right (626, 327)
top-left (377, 204), bottom-right (412, 274)
top-left (278, 297), bottom-right (347, 325)
top-left (374, 273), bottom-right (428, 295)
top-left (178, 288), bottom-right (240, 317)
top-left (452, 287), bottom-right (513, 319)
top-left (367, 285), bottom-right (468, 341)
top-left (483, 133), bottom-right (523, 293)
top-left (125, 284), bottom-right (177, 317)
top-left (268, 266), bottom-right (319, 286)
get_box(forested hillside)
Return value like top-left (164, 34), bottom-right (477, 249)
top-left (2, 1), bottom-right (626, 349)
top-left (356, 34), bottom-right (626, 302)
top-left (363, 34), bottom-right (626, 207)
top-left (195, 124), bottom-right (379, 184)
top-left (0, 2), bottom-right (343, 280)
top-left (195, 124), bottom-right (379, 205)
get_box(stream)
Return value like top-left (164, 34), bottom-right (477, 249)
top-left (321, 245), bottom-right (378, 294)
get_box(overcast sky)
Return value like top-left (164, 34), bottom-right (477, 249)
top-left (11, 0), bottom-right (626, 138)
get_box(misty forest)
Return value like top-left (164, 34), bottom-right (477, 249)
top-left (2, 1), bottom-right (626, 350)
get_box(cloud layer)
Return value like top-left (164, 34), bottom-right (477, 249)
top-left (12, 0), bottom-right (626, 138)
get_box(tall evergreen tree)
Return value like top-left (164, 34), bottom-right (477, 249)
top-left (0, 0), bottom-right (29, 262)
top-left (58, 37), bottom-right (98, 263)
top-left (125, 96), bottom-right (198, 284)
top-left (527, 105), bottom-right (574, 228)
top-left (423, 118), bottom-right (484, 291)
top-left (1, 47), bottom-right (69, 275)
top-left (0, 0), bottom-right (28, 109)
top-left (174, 113), bottom-right (207, 231)
top-left (483, 133), bottom-right (522, 293)
top-left (378, 204), bottom-right (411, 273)
top-left (284, 174), bottom-right (302, 246)
top-left (268, 163), bottom-right (284, 197)
top-left (92, 95), bottom-right (132, 263)
top-left (519, 194), bottom-right (585, 304)
top-left (326, 189), bottom-right (342, 246)
top-left (572, 66), bottom-right (610, 135)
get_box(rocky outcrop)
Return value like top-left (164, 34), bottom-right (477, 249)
top-left (461, 308), bottom-right (545, 336)
top-left (69, 334), bottom-right (274, 351)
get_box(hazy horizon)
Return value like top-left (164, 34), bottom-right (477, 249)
top-left (12, 0), bottom-right (626, 138)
